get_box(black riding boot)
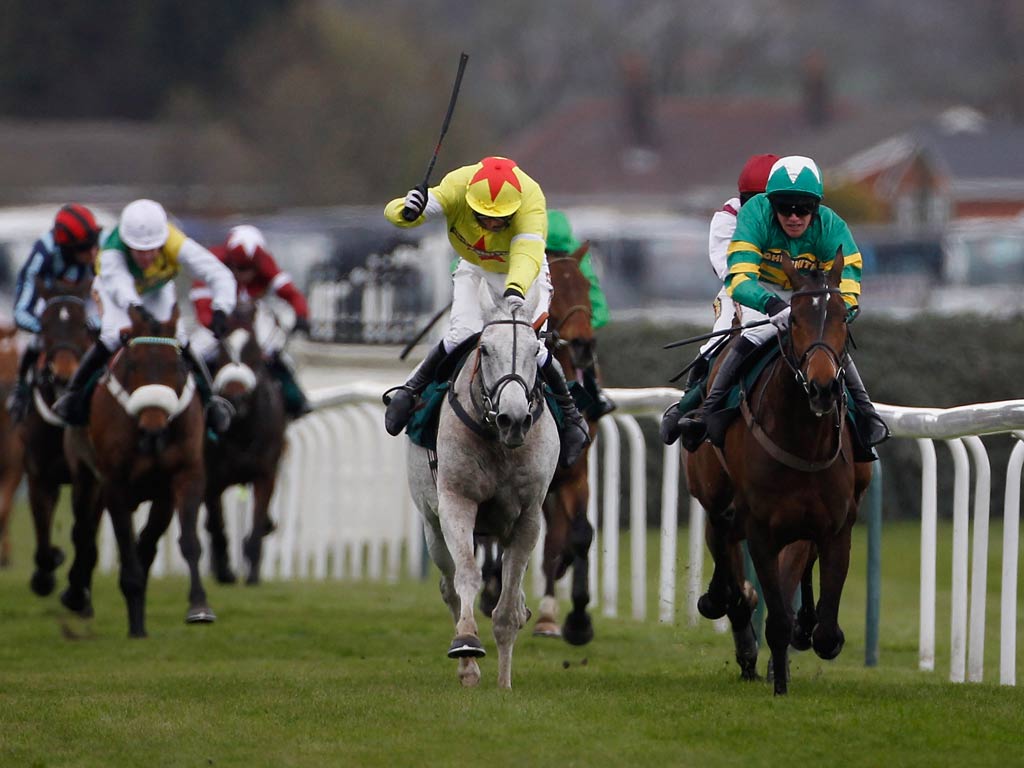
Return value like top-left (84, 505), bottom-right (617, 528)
top-left (383, 341), bottom-right (448, 436)
top-left (844, 355), bottom-right (891, 448)
top-left (541, 355), bottom-right (591, 467)
top-left (679, 337), bottom-right (757, 450)
top-left (268, 351), bottom-right (312, 419)
top-left (6, 344), bottom-right (40, 422)
top-left (659, 353), bottom-right (711, 446)
top-left (53, 342), bottom-right (112, 425)
top-left (183, 344), bottom-right (235, 434)
top-left (583, 364), bottom-right (616, 418)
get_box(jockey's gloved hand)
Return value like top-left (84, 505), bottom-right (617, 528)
top-left (401, 184), bottom-right (428, 219)
top-left (503, 287), bottom-right (525, 315)
top-left (211, 309), bottom-right (228, 339)
top-left (765, 296), bottom-right (791, 331)
top-left (292, 316), bottom-right (311, 337)
top-left (130, 303), bottom-right (156, 326)
top-left (846, 304), bottom-right (860, 324)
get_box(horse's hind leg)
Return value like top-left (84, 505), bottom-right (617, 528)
top-left (0, 463), bottom-right (22, 568)
top-left (492, 506), bottom-right (542, 689)
top-left (780, 541), bottom-right (817, 651)
top-left (726, 543), bottom-right (760, 681)
top-left (699, 507), bottom-right (748, 620)
top-left (60, 473), bottom-right (101, 619)
top-left (204, 487), bottom-right (236, 584)
top-left (242, 474), bottom-right (277, 585)
top-left (562, 500), bottom-right (595, 646)
top-left (477, 535), bottom-right (502, 619)
top-left (811, 521), bottom-right (853, 661)
top-left (533, 495), bottom-right (568, 639)
top-left (27, 478), bottom-right (64, 596)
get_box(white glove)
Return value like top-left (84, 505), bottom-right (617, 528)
top-left (769, 305), bottom-right (791, 330)
top-left (402, 185), bottom-right (428, 218)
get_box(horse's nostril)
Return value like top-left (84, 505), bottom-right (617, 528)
top-left (496, 413), bottom-right (512, 430)
top-left (522, 414), bottom-right (533, 431)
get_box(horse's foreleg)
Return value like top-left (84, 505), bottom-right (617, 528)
top-left (747, 526), bottom-right (791, 695)
top-left (27, 478), bottom-right (63, 596)
top-left (699, 506), bottom-right (745, 620)
top-left (438, 492), bottom-right (486, 666)
top-left (492, 506), bottom-right (542, 689)
top-left (60, 473), bottom-right (101, 619)
top-left (137, 496), bottom-right (174, 583)
top-left (204, 487), bottom-right (236, 584)
top-left (534, 494), bottom-right (568, 639)
top-left (105, 493), bottom-right (147, 638)
top-left (175, 474), bottom-right (215, 624)
top-left (0, 464), bottom-right (22, 568)
top-left (243, 474), bottom-right (277, 585)
top-left (780, 541), bottom-right (817, 651)
top-left (811, 520), bottom-right (853, 661)
top-left (563, 488), bottom-right (594, 646)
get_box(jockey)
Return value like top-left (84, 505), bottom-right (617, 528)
top-left (675, 155), bottom-right (891, 453)
top-left (191, 224), bottom-right (312, 418)
top-left (53, 199), bottom-right (238, 432)
top-left (545, 209), bottom-right (616, 418)
top-left (7, 203), bottom-right (103, 422)
top-left (381, 155), bottom-right (590, 467)
top-left (660, 153), bottom-right (778, 445)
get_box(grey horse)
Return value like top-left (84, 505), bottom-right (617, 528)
top-left (407, 279), bottom-right (559, 688)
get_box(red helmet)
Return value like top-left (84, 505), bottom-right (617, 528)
top-left (737, 154), bottom-right (780, 195)
top-left (53, 203), bottom-right (101, 249)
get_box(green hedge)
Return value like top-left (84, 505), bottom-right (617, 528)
top-left (594, 314), bottom-right (1024, 522)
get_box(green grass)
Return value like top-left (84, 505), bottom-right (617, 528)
top-left (0, 502), bottom-right (1022, 767)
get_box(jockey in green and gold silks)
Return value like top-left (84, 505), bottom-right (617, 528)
top-left (545, 209), bottom-right (616, 417)
top-left (381, 156), bottom-right (591, 468)
top-left (98, 223), bottom-right (190, 296)
top-left (676, 155), bottom-right (890, 457)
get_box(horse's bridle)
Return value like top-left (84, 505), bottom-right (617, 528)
top-left (776, 286), bottom-right (847, 402)
top-left (40, 295), bottom-right (90, 364)
top-left (106, 336), bottom-right (196, 421)
top-left (544, 255), bottom-right (594, 367)
top-left (472, 317), bottom-right (541, 426)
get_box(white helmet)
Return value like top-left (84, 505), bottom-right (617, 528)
top-left (120, 199), bottom-right (169, 250)
top-left (226, 224), bottom-right (267, 259)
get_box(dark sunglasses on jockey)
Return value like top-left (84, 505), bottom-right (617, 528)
top-left (473, 210), bottom-right (515, 230)
top-left (770, 196), bottom-right (819, 218)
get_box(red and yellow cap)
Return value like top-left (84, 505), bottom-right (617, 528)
top-left (465, 156), bottom-right (524, 218)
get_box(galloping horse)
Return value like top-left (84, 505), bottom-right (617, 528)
top-left (407, 280), bottom-right (559, 688)
top-left (686, 250), bottom-right (872, 695)
top-left (0, 322), bottom-right (23, 568)
top-left (62, 306), bottom-right (214, 636)
top-left (531, 246), bottom-right (597, 644)
top-left (20, 281), bottom-right (93, 594)
top-left (203, 301), bottom-right (287, 585)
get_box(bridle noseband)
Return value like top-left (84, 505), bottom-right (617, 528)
top-left (777, 286), bottom-right (847, 402)
top-left (474, 316), bottom-right (539, 425)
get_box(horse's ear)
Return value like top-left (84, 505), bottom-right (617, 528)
top-left (570, 240), bottom-right (591, 264)
top-left (780, 255), bottom-right (802, 288)
top-left (127, 304), bottom-right (142, 329)
top-left (828, 246), bottom-right (844, 287)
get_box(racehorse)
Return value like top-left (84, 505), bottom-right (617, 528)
top-left (19, 280), bottom-right (93, 594)
top-left (406, 280), bottom-right (559, 688)
top-left (685, 250), bottom-right (872, 695)
top-left (203, 301), bottom-right (287, 585)
top-left (62, 305), bottom-right (215, 636)
top-left (531, 246), bottom-right (598, 644)
top-left (0, 322), bottom-right (23, 568)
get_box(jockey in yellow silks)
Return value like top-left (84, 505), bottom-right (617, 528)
top-left (382, 156), bottom-right (589, 467)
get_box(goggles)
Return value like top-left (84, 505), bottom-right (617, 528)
top-left (771, 199), bottom-right (818, 218)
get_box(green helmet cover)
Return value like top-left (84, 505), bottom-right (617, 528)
top-left (765, 156), bottom-right (824, 200)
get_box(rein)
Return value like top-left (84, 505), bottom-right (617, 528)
top-left (105, 336), bottom-right (195, 421)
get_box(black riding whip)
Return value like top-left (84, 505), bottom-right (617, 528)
top-left (399, 301), bottom-right (452, 360)
top-left (662, 318), bottom-right (771, 350)
top-left (401, 52), bottom-right (470, 222)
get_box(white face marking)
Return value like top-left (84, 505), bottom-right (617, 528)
top-left (59, 307), bottom-right (70, 322)
top-left (812, 296), bottom-right (822, 309)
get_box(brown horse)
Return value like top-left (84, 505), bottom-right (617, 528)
top-left (685, 251), bottom-right (872, 695)
top-left (0, 322), bottom-right (24, 568)
top-left (62, 305), bottom-right (214, 636)
top-left (531, 246), bottom-right (598, 644)
top-left (203, 302), bottom-right (287, 585)
top-left (20, 281), bottom-right (93, 595)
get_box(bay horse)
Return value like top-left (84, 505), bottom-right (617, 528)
top-left (0, 322), bottom-right (23, 568)
top-left (685, 250), bottom-right (872, 695)
top-left (62, 305), bottom-right (214, 636)
top-left (19, 280), bottom-right (93, 595)
top-left (531, 245), bottom-right (598, 644)
top-left (406, 279), bottom-right (559, 688)
top-left (203, 301), bottom-right (287, 585)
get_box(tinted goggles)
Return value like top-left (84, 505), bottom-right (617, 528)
top-left (772, 199), bottom-right (818, 218)
top-left (473, 211), bottom-right (514, 229)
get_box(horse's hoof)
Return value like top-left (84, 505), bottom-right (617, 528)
top-left (129, 629), bottom-right (148, 639)
top-left (50, 547), bottom-right (66, 569)
top-left (213, 567), bottom-right (237, 585)
top-left (185, 606), bottom-right (217, 624)
top-left (30, 570), bottom-right (56, 597)
top-left (447, 634), bottom-right (486, 658)
top-left (59, 587), bottom-right (94, 619)
top-left (812, 626), bottom-right (845, 660)
top-left (245, 573), bottom-right (261, 586)
top-left (532, 619), bottom-right (562, 638)
top-left (697, 592), bottom-right (728, 620)
top-left (562, 612), bottom-right (594, 646)
top-left (790, 624), bottom-right (813, 651)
